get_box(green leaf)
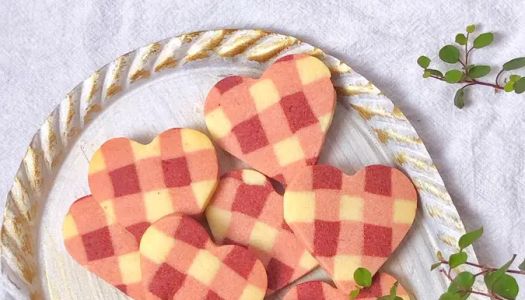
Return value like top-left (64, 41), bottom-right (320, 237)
top-left (377, 296), bottom-right (404, 300)
top-left (437, 251), bottom-right (445, 261)
top-left (424, 69), bottom-right (444, 78)
top-left (473, 32), bottom-right (494, 48)
top-left (466, 24), bottom-right (476, 33)
top-left (439, 291), bottom-right (462, 300)
top-left (375, 283), bottom-right (403, 300)
top-left (450, 272), bottom-right (475, 290)
top-left (454, 88), bottom-right (465, 109)
top-left (353, 268), bottom-right (372, 287)
top-left (427, 69), bottom-right (444, 77)
top-left (492, 274), bottom-right (519, 300)
top-left (514, 77), bottom-right (525, 94)
top-left (485, 272), bottom-right (500, 290)
top-left (417, 56), bottom-right (431, 68)
top-left (485, 255), bottom-right (517, 290)
top-left (449, 252), bottom-right (468, 268)
top-left (503, 57), bottom-right (525, 71)
top-left (349, 288), bottom-right (360, 300)
top-left (448, 272), bottom-right (475, 299)
top-left (455, 34), bottom-right (467, 45)
top-left (458, 227), bottom-right (483, 250)
top-left (504, 81), bottom-right (515, 92)
top-left (431, 262), bottom-right (443, 271)
top-left (469, 65), bottom-right (491, 78)
top-left (439, 45), bottom-right (461, 63)
top-left (500, 255), bottom-right (516, 272)
top-left (390, 281), bottom-right (399, 296)
top-left (509, 75), bottom-right (522, 82)
top-left (519, 258), bottom-right (525, 271)
top-left (376, 296), bottom-right (395, 300)
top-left (445, 70), bottom-right (464, 83)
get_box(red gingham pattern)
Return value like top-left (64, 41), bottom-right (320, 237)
top-left (282, 273), bottom-right (410, 300)
top-left (205, 169), bottom-right (318, 294)
top-left (283, 165), bottom-right (418, 293)
top-left (140, 214), bottom-right (267, 300)
top-left (204, 54), bottom-right (336, 186)
top-left (88, 128), bottom-right (219, 242)
top-left (63, 196), bottom-right (144, 299)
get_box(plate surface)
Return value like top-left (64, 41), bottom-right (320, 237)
top-left (1, 29), bottom-right (484, 299)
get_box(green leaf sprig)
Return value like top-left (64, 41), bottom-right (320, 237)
top-left (349, 267), bottom-right (373, 299)
top-left (431, 227), bottom-right (525, 299)
top-left (347, 226), bottom-right (524, 299)
top-left (417, 24), bottom-right (525, 108)
top-left (376, 282), bottom-right (404, 300)
top-left (349, 268), bottom-right (404, 300)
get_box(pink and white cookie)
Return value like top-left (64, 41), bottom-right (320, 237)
top-left (204, 54), bottom-right (336, 185)
top-left (63, 196), bottom-right (144, 299)
top-left (206, 169), bottom-right (318, 294)
top-left (140, 214), bottom-right (268, 300)
top-left (88, 128), bottom-right (219, 241)
top-left (283, 165), bottom-right (418, 293)
top-left (283, 273), bottom-right (410, 300)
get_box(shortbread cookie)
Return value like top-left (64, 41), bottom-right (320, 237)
top-left (206, 169), bottom-right (318, 294)
top-left (204, 54), bottom-right (335, 185)
top-left (283, 165), bottom-right (418, 293)
top-left (88, 128), bottom-right (219, 241)
top-left (140, 214), bottom-right (267, 300)
top-left (63, 196), bottom-right (143, 299)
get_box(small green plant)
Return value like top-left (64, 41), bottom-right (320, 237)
top-left (351, 227), bottom-right (524, 299)
top-left (349, 267), bottom-right (403, 300)
top-left (349, 267), bottom-right (373, 299)
top-left (417, 24), bottom-right (525, 108)
top-left (432, 227), bottom-right (525, 299)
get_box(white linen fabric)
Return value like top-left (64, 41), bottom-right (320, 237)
top-left (1, 0), bottom-right (524, 295)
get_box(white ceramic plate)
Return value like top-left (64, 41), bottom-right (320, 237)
top-left (0, 29), bottom-right (485, 299)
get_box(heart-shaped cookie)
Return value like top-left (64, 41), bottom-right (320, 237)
top-left (88, 128), bottom-right (219, 241)
top-left (283, 165), bottom-right (417, 293)
top-left (204, 54), bottom-right (336, 185)
top-left (140, 214), bottom-right (268, 299)
top-left (282, 273), bottom-right (410, 300)
top-left (205, 169), bottom-right (318, 294)
top-left (63, 196), bottom-right (144, 299)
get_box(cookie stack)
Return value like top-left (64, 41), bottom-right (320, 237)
top-left (63, 54), bottom-right (417, 299)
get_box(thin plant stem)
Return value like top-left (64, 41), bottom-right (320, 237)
top-left (440, 268), bottom-right (453, 281)
top-left (465, 79), bottom-right (503, 89)
top-left (467, 290), bottom-right (504, 300)
top-left (440, 268), bottom-right (506, 300)
top-left (473, 269), bottom-right (489, 277)
top-left (429, 75), bottom-right (503, 90)
top-left (465, 32), bottom-right (470, 68)
top-left (440, 260), bottom-right (525, 275)
top-left (495, 69), bottom-right (505, 86)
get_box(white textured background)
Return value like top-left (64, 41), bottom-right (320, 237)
top-left (1, 0), bottom-right (524, 295)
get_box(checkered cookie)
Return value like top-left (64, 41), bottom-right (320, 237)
top-left (205, 169), bottom-right (318, 294)
top-left (140, 214), bottom-right (267, 300)
top-left (88, 128), bottom-right (219, 242)
top-left (63, 196), bottom-right (144, 299)
top-left (283, 165), bottom-right (418, 293)
top-left (282, 273), bottom-right (410, 300)
top-left (204, 54), bottom-right (336, 186)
